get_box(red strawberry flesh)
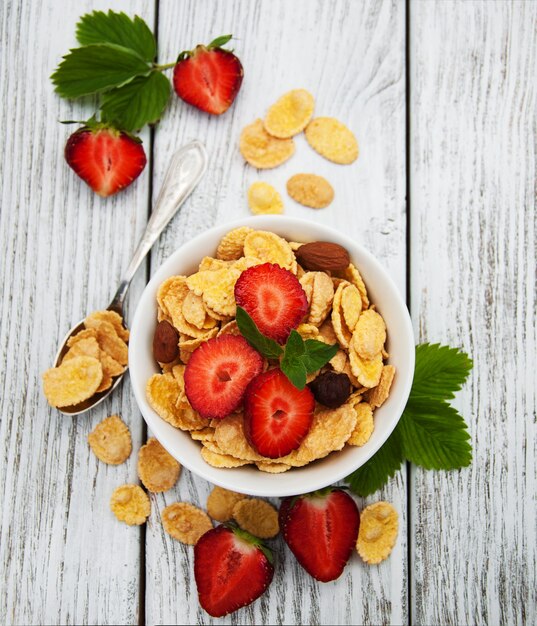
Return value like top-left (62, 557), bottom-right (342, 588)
top-left (234, 263), bottom-right (308, 344)
top-left (194, 525), bottom-right (274, 617)
top-left (281, 489), bottom-right (360, 582)
top-left (184, 335), bottom-right (263, 419)
top-left (64, 128), bottom-right (146, 197)
top-left (244, 368), bottom-right (315, 458)
top-left (173, 46), bottom-right (243, 115)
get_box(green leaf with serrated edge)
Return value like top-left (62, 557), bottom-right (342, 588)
top-left (302, 339), bottom-right (339, 374)
top-left (396, 399), bottom-right (472, 470)
top-left (101, 72), bottom-right (170, 131)
top-left (345, 432), bottom-right (404, 497)
top-left (208, 34), bottom-right (233, 48)
top-left (280, 355), bottom-right (307, 390)
top-left (411, 343), bottom-right (473, 401)
top-left (76, 10), bottom-right (156, 61)
top-left (51, 44), bottom-right (151, 98)
top-left (235, 307), bottom-right (283, 359)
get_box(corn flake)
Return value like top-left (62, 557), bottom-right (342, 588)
top-left (305, 117), bottom-right (358, 164)
top-left (352, 309), bottom-right (386, 359)
top-left (190, 427), bottom-right (215, 442)
top-left (240, 119), bottom-right (295, 169)
top-left (162, 502), bottom-right (212, 545)
top-left (63, 335), bottom-right (101, 362)
top-left (182, 291), bottom-right (207, 329)
top-left (187, 268), bottom-right (241, 318)
top-left (88, 414), bottom-right (132, 464)
top-left (207, 486), bottom-right (246, 522)
top-left (138, 437), bottom-right (181, 493)
top-left (366, 365), bottom-right (396, 408)
top-left (201, 447), bottom-right (251, 468)
top-left (357, 502), bottom-right (399, 564)
top-left (331, 282), bottom-right (353, 348)
top-left (85, 310), bottom-right (129, 342)
top-left (341, 284), bottom-right (362, 331)
top-left (43, 355), bottom-right (103, 407)
top-left (161, 276), bottom-right (211, 338)
top-left (247, 181), bottom-right (284, 215)
top-left (349, 343), bottom-right (383, 388)
top-left (255, 461), bottom-right (291, 473)
top-left (264, 89), bottom-right (315, 138)
top-left (218, 320), bottom-right (241, 336)
top-left (347, 402), bottom-right (374, 446)
top-left (243, 230), bottom-right (296, 272)
top-left (334, 264), bottom-right (369, 309)
top-left (300, 272), bottom-right (334, 325)
top-left (110, 484), bottom-right (150, 526)
top-left (216, 227), bottom-right (254, 261)
top-left (232, 499), bottom-right (279, 538)
top-left (287, 173), bottom-right (334, 209)
top-left (91, 320), bottom-right (129, 366)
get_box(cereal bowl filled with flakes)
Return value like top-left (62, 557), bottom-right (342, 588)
top-left (129, 216), bottom-right (414, 497)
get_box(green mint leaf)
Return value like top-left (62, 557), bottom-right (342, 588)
top-left (235, 307), bottom-right (283, 359)
top-left (345, 431), bottom-right (404, 496)
top-left (411, 343), bottom-right (473, 401)
top-left (101, 72), bottom-right (171, 131)
top-left (285, 330), bottom-right (305, 356)
top-left (302, 339), bottom-right (339, 374)
top-left (208, 34), bottom-right (233, 48)
top-left (51, 43), bottom-right (151, 98)
top-left (396, 398), bottom-right (472, 470)
top-left (76, 10), bottom-right (156, 62)
top-left (280, 354), bottom-right (307, 390)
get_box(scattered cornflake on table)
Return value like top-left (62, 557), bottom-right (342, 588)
top-left (247, 181), bottom-right (284, 215)
top-left (207, 486), bottom-right (246, 522)
top-left (137, 437), bottom-right (181, 493)
top-left (240, 119), bottom-right (295, 169)
top-left (305, 117), bottom-right (358, 164)
top-left (110, 484), bottom-right (150, 526)
top-left (287, 173), bottom-right (334, 209)
top-left (264, 89), bottom-right (315, 138)
top-left (88, 414), bottom-right (132, 464)
top-left (232, 498), bottom-right (280, 539)
top-left (162, 502), bottom-right (213, 545)
top-left (356, 501), bottom-right (399, 564)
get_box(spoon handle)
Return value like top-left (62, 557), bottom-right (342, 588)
top-left (109, 141), bottom-right (208, 312)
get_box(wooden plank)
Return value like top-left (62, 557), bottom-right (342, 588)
top-left (146, 1), bottom-right (407, 624)
top-left (0, 1), bottom-right (154, 624)
top-left (410, 2), bottom-right (537, 624)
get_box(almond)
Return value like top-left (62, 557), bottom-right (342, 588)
top-left (295, 242), bottom-right (350, 271)
top-left (153, 320), bottom-right (179, 364)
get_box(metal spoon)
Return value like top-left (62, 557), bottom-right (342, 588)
top-left (54, 140), bottom-right (208, 416)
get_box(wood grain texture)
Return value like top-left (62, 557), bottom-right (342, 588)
top-left (146, 1), bottom-right (407, 624)
top-left (409, 2), bottom-right (537, 625)
top-left (0, 1), bottom-right (154, 624)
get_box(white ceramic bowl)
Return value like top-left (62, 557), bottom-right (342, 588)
top-left (129, 215), bottom-right (414, 497)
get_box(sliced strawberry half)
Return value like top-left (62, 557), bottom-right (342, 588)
top-left (243, 368), bottom-right (315, 458)
top-left (234, 263), bottom-right (308, 344)
top-left (64, 126), bottom-right (146, 197)
top-left (281, 488), bottom-right (360, 582)
top-left (194, 525), bottom-right (274, 617)
top-left (173, 35), bottom-right (244, 115)
top-left (184, 335), bottom-right (263, 419)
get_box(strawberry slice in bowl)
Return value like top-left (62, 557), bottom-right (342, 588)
top-left (234, 263), bottom-right (308, 344)
top-left (194, 525), bottom-right (274, 617)
top-left (244, 368), bottom-right (315, 458)
top-left (280, 488), bottom-right (360, 582)
top-left (184, 334), bottom-right (264, 419)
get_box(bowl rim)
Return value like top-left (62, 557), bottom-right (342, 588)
top-left (129, 215), bottom-right (415, 497)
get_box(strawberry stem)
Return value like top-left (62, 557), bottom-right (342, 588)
top-left (153, 62), bottom-right (176, 71)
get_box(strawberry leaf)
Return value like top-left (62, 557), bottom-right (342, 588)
top-left (345, 431), bottom-right (404, 496)
top-left (302, 339), bottom-right (339, 374)
top-left (51, 43), bottom-right (151, 98)
top-left (101, 72), bottom-right (171, 131)
top-left (235, 306), bottom-right (283, 359)
top-left (208, 34), bottom-right (233, 49)
top-left (280, 354), bottom-right (307, 390)
top-left (396, 399), bottom-right (472, 469)
top-left (411, 343), bottom-right (473, 401)
top-left (76, 10), bottom-right (156, 62)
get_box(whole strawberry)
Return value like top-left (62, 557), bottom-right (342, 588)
top-left (173, 35), bottom-right (244, 115)
top-left (64, 124), bottom-right (146, 197)
top-left (194, 525), bottom-right (274, 617)
top-left (280, 488), bottom-right (360, 582)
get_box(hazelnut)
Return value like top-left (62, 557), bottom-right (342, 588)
top-left (308, 371), bottom-right (351, 408)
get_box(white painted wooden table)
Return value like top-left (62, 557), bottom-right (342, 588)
top-left (1, 1), bottom-right (535, 624)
